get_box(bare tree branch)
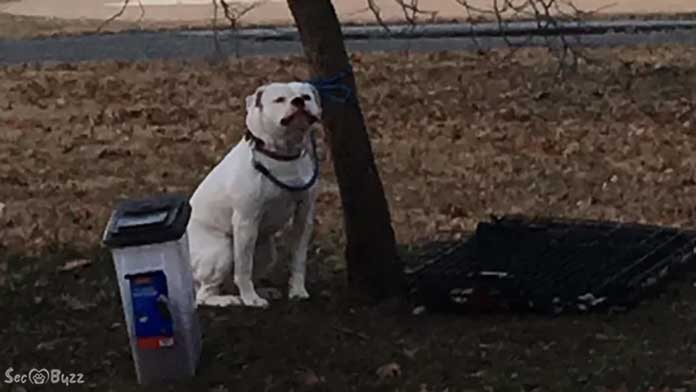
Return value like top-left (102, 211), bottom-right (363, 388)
top-left (98, 0), bottom-right (262, 60)
top-left (217, 0), bottom-right (265, 58)
top-left (211, 0), bottom-right (223, 59)
top-left (365, 0), bottom-right (438, 34)
top-left (97, 0), bottom-right (144, 32)
top-left (98, 0), bottom-right (131, 32)
top-left (219, 0), bottom-right (262, 28)
top-left (367, 0), bottom-right (392, 34)
top-left (452, 0), bottom-right (600, 73)
top-left (136, 0), bottom-right (146, 25)
top-left (394, 0), bottom-right (438, 29)
top-left (555, 0), bottom-right (618, 19)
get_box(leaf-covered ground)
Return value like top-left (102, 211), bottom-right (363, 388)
top-left (2, 47), bottom-right (696, 391)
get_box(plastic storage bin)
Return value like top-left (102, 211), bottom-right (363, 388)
top-left (102, 194), bottom-right (201, 385)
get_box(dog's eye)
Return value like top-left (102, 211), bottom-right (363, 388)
top-left (302, 94), bottom-right (312, 101)
top-left (274, 97), bottom-right (286, 103)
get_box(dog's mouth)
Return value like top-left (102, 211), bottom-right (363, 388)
top-left (280, 110), bottom-right (319, 127)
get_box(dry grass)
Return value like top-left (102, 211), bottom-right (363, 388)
top-left (1, 46), bottom-right (696, 256)
top-left (2, 46), bottom-right (696, 392)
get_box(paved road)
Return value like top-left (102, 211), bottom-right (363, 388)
top-left (1, 20), bottom-right (696, 64)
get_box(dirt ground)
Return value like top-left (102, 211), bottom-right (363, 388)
top-left (2, 46), bottom-right (696, 391)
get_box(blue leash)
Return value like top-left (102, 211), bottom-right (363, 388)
top-left (306, 66), bottom-right (355, 104)
top-left (251, 67), bottom-right (355, 192)
top-left (250, 131), bottom-right (319, 193)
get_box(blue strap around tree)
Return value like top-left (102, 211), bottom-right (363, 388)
top-left (249, 67), bottom-right (355, 192)
top-left (306, 66), bottom-right (355, 104)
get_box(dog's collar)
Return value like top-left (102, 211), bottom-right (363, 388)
top-left (249, 130), bottom-right (320, 193)
top-left (244, 131), bottom-right (303, 161)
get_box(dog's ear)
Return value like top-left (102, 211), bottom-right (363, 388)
top-left (246, 86), bottom-right (265, 111)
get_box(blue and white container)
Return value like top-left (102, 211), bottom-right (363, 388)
top-left (103, 194), bottom-right (201, 385)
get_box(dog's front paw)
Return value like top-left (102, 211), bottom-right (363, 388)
top-left (197, 295), bottom-right (242, 308)
top-left (288, 285), bottom-right (310, 300)
top-left (288, 274), bottom-right (310, 300)
top-left (240, 291), bottom-right (270, 308)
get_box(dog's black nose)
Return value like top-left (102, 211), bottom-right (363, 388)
top-left (290, 97), bottom-right (305, 108)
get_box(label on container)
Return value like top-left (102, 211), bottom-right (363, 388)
top-left (126, 271), bottom-right (175, 350)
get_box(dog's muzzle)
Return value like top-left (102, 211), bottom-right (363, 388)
top-left (280, 110), bottom-right (319, 127)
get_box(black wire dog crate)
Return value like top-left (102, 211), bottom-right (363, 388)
top-left (411, 215), bottom-right (696, 314)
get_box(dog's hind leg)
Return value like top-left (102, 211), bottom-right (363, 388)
top-left (253, 235), bottom-right (278, 281)
top-left (190, 231), bottom-right (241, 307)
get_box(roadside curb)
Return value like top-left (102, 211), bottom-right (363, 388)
top-left (3, 18), bottom-right (696, 64)
top-left (180, 19), bottom-right (696, 41)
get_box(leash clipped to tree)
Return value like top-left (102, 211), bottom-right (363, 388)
top-left (307, 66), bottom-right (356, 104)
top-left (248, 66), bottom-right (356, 193)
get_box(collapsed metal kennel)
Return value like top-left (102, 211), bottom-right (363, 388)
top-left (410, 215), bottom-right (696, 314)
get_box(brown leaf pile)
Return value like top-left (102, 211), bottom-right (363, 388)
top-left (1, 47), bottom-right (695, 256)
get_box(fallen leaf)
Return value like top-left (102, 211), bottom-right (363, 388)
top-left (376, 362), bottom-right (401, 380)
top-left (598, 384), bottom-right (630, 392)
top-left (412, 305), bottom-right (427, 315)
top-left (333, 326), bottom-right (369, 341)
top-left (58, 258), bottom-right (92, 272)
top-left (60, 294), bottom-right (95, 311)
top-left (295, 368), bottom-right (323, 387)
top-left (403, 347), bottom-right (418, 360)
top-left (36, 338), bottom-right (68, 351)
top-left (563, 141), bottom-right (581, 158)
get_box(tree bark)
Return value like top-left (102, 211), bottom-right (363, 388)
top-left (287, 0), bottom-right (402, 299)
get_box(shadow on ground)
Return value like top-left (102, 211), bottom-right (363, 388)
top-left (2, 243), bottom-right (696, 392)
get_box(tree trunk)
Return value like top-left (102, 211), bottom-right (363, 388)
top-left (287, 0), bottom-right (402, 299)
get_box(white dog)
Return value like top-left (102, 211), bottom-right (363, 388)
top-left (187, 82), bottom-right (322, 308)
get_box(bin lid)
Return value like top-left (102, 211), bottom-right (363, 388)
top-left (102, 194), bottom-right (191, 248)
